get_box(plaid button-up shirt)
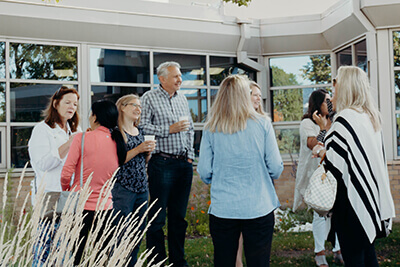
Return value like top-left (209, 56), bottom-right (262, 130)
top-left (140, 85), bottom-right (195, 160)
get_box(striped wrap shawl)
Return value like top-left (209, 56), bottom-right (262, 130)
top-left (325, 109), bottom-right (395, 243)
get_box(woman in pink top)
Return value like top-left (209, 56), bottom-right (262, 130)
top-left (61, 100), bottom-right (126, 265)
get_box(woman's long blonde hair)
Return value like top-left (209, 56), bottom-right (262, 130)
top-left (205, 75), bottom-right (259, 134)
top-left (250, 81), bottom-right (266, 116)
top-left (116, 94), bottom-right (141, 142)
top-left (335, 66), bottom-right (381, 131)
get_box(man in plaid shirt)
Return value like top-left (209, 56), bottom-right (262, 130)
top-left (141, 61), bottom-right (194, 267)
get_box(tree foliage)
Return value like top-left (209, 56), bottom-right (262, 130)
top-left (301, 55), bottom-right (331, 83)
top-left (223, 0), bottom-right (252, 7)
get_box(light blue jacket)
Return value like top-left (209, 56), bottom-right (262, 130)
top-left (197, 117), bottom-right (283, 219)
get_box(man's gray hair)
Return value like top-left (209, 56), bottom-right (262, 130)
top-left (157, 61), bottom-right (181, 78)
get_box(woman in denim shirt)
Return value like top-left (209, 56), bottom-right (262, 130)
top-left (198, 75), bottom-right (283, 267)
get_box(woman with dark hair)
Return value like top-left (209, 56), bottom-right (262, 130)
top-left (293, 89), bottom-right (342, 266)
top-left (61, 100), bottom-right (127, 265)
top-left (28, 86), bottom-right (80, 266)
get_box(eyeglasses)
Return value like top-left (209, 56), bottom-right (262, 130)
top-left (125, 103), bottom-right (141, 109)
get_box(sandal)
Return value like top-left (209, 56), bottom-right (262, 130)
top-left (315, 254), bottom-right (328, 267)
top-left (333, 251), bottom-right (344, 265)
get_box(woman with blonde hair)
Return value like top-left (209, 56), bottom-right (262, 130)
top-left (113, 94), bottom-right (156, 266)
top-left (250, 81), bottom-right (266, 115)
top-left (198, 75), bottom-right (283, 266)
top-left (235, 80), bottom-right (267, 267)
top-left (313, 66), bottom-right (395, 266)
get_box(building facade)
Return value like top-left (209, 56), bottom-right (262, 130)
top-left (1, 0), bottom-right (400, 216)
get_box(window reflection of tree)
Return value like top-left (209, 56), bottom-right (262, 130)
top-left (10, 43), bottom-right (77, 81)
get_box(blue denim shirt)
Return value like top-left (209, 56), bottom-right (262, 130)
top-left (197, 117), bottom-right (283, 219)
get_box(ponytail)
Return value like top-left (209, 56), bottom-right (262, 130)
top-left (110, 127), bottom-right (127, 166)
top-left (91, 100), bottom-right (127, 166)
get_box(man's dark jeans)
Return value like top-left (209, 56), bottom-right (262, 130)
top-left (146, 155), bottom-right (193, 267)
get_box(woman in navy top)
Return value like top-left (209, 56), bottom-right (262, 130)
top-left (198, 75), bottom-right (283, 267)
top-left (113, 94), bottom-right (156, 266)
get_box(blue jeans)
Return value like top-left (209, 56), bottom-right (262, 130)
top-left (209, 212), bottom-right (275, 267)
top-left (146, 155), bottom-right (193, 266)
top-left (112, 182), bottom-right (148, 267)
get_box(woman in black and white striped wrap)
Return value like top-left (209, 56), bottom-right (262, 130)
top-left (313, 66), bottom-right (395, 266)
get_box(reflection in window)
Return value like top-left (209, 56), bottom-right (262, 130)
top-left (336, 46), bottom-right (352, 68)
top-left (91, 86), bottom-right (150, 103)
top-left (10, 43), bottom-right (77, 81)
top-left (210, 56), bottom-right (256, 86)
top-left (394, 31), bottom-right (400, 67)
top-left (153, 53), bottom-right (206, 86)
top-left (275, 127), bottom-right (300, 156)
top-left (11, 126), bottom-right (33, 168)
top-left (0, 83), bottom-right (5, 122)
top-left (394, 71), bottom-right (400, 110)
top-left (397, 114), bottom-right (400, 156)
top-left (272, 88), bottom-right (314, 122)
top-left (210, 89), bottom-right (218, 107)
top-left (90, 48), bottom-right (150, 83)
top-left (270, 55), bottom-right (331, 87)
top-left (355, 40), bottom-right (367, 72)
top-left (180, 89), bottom-right (207, 123)
top-left (10, 83), bottom-right (77, 122)
top-left (0, 42), bottom-right (4, 79)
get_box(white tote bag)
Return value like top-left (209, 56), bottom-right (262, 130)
top-left (304, 156), bottom-right (337, 216)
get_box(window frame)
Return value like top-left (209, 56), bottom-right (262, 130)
top-left (266, 52), bottom-right (333, 161)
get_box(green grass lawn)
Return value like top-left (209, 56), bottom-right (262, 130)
top-left (141, 223), bottom-right (400, 266)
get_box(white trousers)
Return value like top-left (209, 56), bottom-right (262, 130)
top-left (313, 211), bottom-right (341, 253)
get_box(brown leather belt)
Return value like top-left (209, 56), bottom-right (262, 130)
top-left (154, 152), bottom-right (187, 161)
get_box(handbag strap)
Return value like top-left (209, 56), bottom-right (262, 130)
top-left (80, 132), bottom-right (85, 188)
top-left (320, 153), bottom-right (326, 164)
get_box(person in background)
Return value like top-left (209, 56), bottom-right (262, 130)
top-left (313, 66), bottom-right (395, 266)
top-left (235, 81), bottom-right (267, 267)
top-left (140, 61), bottom-right (194, 266)
top-left (61, 100), bottom-right (127, 266)
top-left (198, 75), bottom-right (283, 267)
top-left (292, 89), bottom-right (342, 267)
top-left (28, 86), bottom-right (80, 266)
top-left (113, 94), bottom-right (156, 266)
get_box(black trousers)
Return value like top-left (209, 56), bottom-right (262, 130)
top-left (74, 210), bottom-right (113, 266)
top-left (209, 212), bottom-right (274, 267)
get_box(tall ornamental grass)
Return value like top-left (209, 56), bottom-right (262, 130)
top-left (0, 164), bottom-right (166, 266)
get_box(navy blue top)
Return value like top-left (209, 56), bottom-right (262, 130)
top-left (115, 127), bottom-right (148, 193)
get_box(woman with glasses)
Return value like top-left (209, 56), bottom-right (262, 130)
top-left (313, 66), bottom-right (395, 266)
top-left (198, 75), bottom-right (283, 266)
top-left (113, 94), bottom-right (156, 266)
top-left (28, 86), bottom-right (80, 266)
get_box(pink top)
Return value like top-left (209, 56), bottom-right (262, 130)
top-left (61, 126), bottom-right (119, 211)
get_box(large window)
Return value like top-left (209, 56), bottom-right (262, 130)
top-left (269, 54), bottom-right (332, 157)
top-left (3, 41), bottom-right (79, 168)
top-left (336, 39), bottom-right (367, 73)
top-left (0, 41), bottom-right (257, 169)
top-left (393, 32), bottom-right (400, 156)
